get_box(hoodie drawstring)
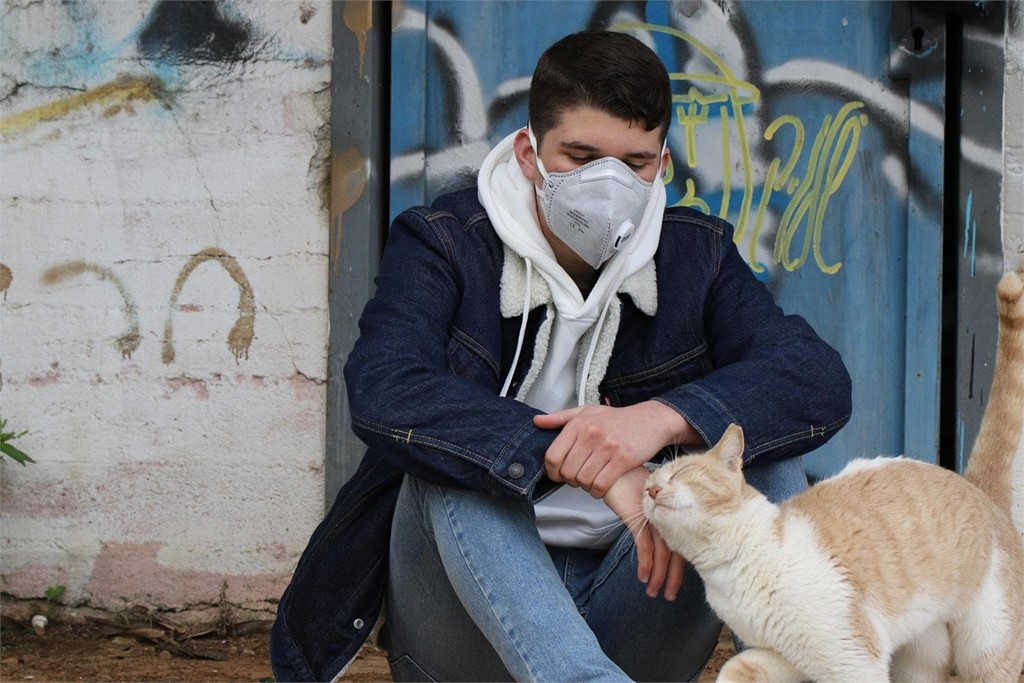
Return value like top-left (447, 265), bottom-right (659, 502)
top-left (500, 258), bottom-right (533, 398)
top-left (577, 291), bottom-right (616, 407)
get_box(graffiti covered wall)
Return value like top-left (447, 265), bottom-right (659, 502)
top-left (0, 0), bottom-right (331, 616)
top-left (388, 0), bottom-right (1016, 479)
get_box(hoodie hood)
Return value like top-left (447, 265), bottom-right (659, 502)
top-left (478, 129), bottom-right (665, 320)
top-left (478, 129), bottom-right (664, 408)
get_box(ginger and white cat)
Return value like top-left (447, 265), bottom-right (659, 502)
top-left (644, 268), bottom-right (1024, 682)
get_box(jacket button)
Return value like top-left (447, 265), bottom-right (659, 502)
top-left (353, 618), bottom-right (364, 629)
top-left (507, 463), bottom-right (525, 479)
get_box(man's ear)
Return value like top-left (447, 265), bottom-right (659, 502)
top-left (513, 127), bottom-right (537, 182)
top-left (660, 146), bottom-right (671, 179)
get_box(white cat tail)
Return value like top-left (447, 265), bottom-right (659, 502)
top-left (964, 267), bottom-right (1024, 536)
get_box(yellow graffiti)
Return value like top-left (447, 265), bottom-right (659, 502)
top-left (676, 98), bottom-right (710, 168)
top-left (0, 75), bottom-right (167, 136)
top-left (331, 145), bottom-right (369, 273)
top-left (162, 248), bottom-right (256, 365)
top-left (41, 261), bottom-right (141, 359)
top-left (343, 0), bottom-right (374, 79)
top-left (772, 102), bottom-right (866, 274)
top-left (612, 22), bottom-right (867, 275)
top-left (0, 263), bottom-right (11, 300)
top-left (750, 115), bottom-right (804, 270)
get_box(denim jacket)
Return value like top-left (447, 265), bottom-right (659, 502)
top-left (270, 188), bottom-right (852, 681)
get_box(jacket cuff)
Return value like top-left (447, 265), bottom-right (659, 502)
top-left (488, 418), bottom-right (558, 501)
top-left (653, 387), bottom-right (738, 457)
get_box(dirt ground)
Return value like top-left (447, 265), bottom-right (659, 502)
top-left (0, 615), bottom-right (735, 682)
top-left (7, 615), bottom-right (1024, 683)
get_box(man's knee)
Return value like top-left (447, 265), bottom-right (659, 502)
top-left (401, 476), bottom-right (537, 548)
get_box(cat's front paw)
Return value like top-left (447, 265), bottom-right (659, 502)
top-left (717, 648), bottom-right (804, 683)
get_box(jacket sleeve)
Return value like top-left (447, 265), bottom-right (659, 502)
top-left (655, 225), bottom-right (852, 466)
top-left (344, 207), bottom-right (558, 500)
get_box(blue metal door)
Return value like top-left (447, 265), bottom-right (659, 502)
top-left (384, 1), bottom-right (999, 480)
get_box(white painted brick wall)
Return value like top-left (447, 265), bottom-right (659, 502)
top-left (0, 0), bottom-right (331, 613)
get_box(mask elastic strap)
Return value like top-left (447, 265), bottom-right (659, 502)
top-left (526, 123), bottom-right (551, 188)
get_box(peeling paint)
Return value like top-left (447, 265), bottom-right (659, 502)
top-left (289, 370), bottom-right (326, 401)
top-left (0, 476), bottom-right (85, 518)
top-left (299, 2), bottom-right (317, 25)
top-left (235, 374), bottom-right (266, 388)
top-left (163, 375), bottom-right (210, 400)
top-left (0, 563), bottom-right (74, 603)
top-left (26, 361), bottom-right (61, 387)
top-left (0, 75), bottom-right (168, 136)
top-left (41, 262), bottom-right (141, 359)
top-left (162, 248), bottom-right (256, 365)
top-left (330, 145), bottom-right (369, 272)
top-left (309, 116), bottom-right (332, 210)
top-left (84, 542), bottom-right (290, 610)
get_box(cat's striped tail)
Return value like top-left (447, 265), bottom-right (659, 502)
top-left (964, 266), bottom-right (1024, 539)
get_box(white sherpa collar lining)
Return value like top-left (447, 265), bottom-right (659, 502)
top-left (498, 246), bottom-right (658, 319)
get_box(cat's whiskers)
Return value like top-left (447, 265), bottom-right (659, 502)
top-left (620, 506), bottom-right (648, 534)
top-left (619, 504), bottom-right (675, 569)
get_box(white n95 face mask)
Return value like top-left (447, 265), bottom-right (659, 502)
top-left (529, 125), bottom-right (659, 269)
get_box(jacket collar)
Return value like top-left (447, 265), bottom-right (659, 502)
top-left (499, 246), bottom-right (658, 318)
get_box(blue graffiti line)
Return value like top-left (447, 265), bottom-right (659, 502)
top-left (971, 218), bottom-right (977, 276)
top-left (963, 190), bottom-right (977, 277)
top-left (963, 190), bottom-right (972, 258)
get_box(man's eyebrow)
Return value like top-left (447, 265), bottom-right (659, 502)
top-left (560, 141), bottom-right (659, 159)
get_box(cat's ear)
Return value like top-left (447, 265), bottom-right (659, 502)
top-left (716, 424), bottom-right (745, 473)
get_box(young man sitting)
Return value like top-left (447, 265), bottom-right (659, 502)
top-left (272, 30), bottom-right (851, 682)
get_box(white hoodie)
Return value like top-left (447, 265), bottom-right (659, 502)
top-left (477, 129), bottom-right (666, 548)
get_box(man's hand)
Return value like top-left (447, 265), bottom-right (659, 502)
top-left (603, 466), bottom-right (685, 601)
top-left (533, 400), bottom-right (698, 498)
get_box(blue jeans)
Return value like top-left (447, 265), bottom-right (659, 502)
top-left (384, 457), bottom-right (808, 682)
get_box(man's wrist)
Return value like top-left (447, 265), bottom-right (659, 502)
top-left (641, 400), bottom-right (701, 448)
top-left (603, 465), bottom-right (648, 505)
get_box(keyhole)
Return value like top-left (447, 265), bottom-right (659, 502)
top-left (912, 26), bottom-right (924, 51)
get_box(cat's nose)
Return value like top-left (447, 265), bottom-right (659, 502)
top-left (647, 486), bottom-right (660, 500)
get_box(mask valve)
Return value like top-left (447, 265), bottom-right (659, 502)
top-left (612, 221), bottom-right (635, 252)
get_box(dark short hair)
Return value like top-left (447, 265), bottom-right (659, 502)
top-left (528, 31), bottom-right (672, 148)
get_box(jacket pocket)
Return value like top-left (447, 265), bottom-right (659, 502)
top-left (446, 327), bottom-right (499, 386)
top-left (601, 342), bottom-right (713, 406)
